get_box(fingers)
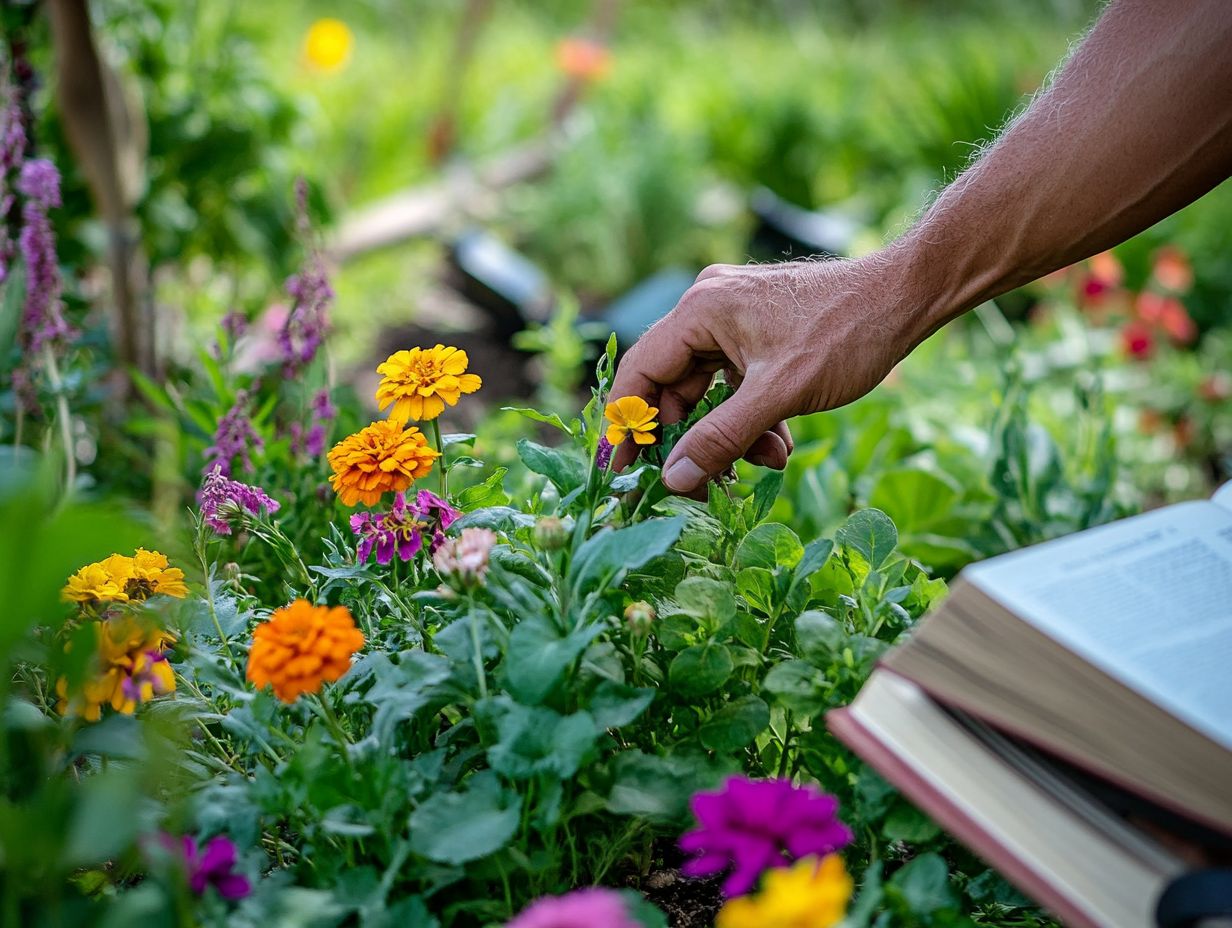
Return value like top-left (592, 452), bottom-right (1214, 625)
top-left (743, 429), bottom-right (789, 470)
top-left (661, 376), bottom-right (784, 493)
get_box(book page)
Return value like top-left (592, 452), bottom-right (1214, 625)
top-left (1212, 481), bottom-right (1232, 512)
top-left (964, 501), bottom-right (1232, 751)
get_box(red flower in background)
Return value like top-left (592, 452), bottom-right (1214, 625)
top-left (1151, 246), bottom-right (1193, 294)
top-left (556, 37), bottom-right (613, 81)
top-left (1121, 320), bottom-right (1155, 360)
top-left (1077, 250), bottom-right (1124, 310)
top-left (1136, 292), bottom-right (1197, 345)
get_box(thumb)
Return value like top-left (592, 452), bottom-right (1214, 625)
top-left (662, 380), bottom-right (782, 493)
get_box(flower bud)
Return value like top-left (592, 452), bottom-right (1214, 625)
top-left (534, 515), bottom-right (568, 550)
top-left (624, 601), bottom-right (655, 636)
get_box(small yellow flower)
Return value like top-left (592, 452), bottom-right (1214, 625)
top-left (56, 616), bottom-right (177, 722)
top-left (303, 18), bottom-right (353, 73)
top-left (131, 548), bottom-right (190, 599)
top-left (604, 396), bottom-right (659, 446)
top-left (62, 550), bottom-right (187, 605)
top-left (375, 345), bottom-right (483, 424)
top-left (327, 420), bottom-right (440, 506)
top-left (716, 855), bottom-right (852, 928)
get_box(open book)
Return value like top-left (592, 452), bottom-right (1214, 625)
top-left (829, 484), bottom-right (1232, 928)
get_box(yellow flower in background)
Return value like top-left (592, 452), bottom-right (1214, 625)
top-left (56, 616), bottom-right (177, 722)
top-left (303, 18), bottom-right (353, 73)
top-left (246, 600), bottom-right (364, 703)
top-left (327, 420), bottom-right (440, 506)
top-left (375, 345), bottom-right (483, 424)
top-left (604, 395), bottom-right (659, 446)
top-left (62, 549), bottom-right (188, 605)
top-left (716, 855), bottom-right (852, 928)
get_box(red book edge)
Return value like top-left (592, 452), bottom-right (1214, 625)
top-left (827, 703), bottom-right (1104, 928)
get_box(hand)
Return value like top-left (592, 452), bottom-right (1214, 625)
top-left (610, 253), bottom-right (925, 493)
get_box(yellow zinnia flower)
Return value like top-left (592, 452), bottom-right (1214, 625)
top-left (62, 549), bottom-right (188, 605)
top-left (246, 600), bottom-right (364, 703)
top-left (303, 18), bottom-right (353, 73)
top-left (56, 616), bottom-right (177, 722)
top-left (716, 855), bottom-right (852, 928)
top-left (327, 420), bottom-right (440, 506)
top-left (375, 345), bottom-right (483, 424)
top-left (604, 395), bottom-right (659, 446)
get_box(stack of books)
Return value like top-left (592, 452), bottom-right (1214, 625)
top-left (829, 486), bottom-right (1232, 928)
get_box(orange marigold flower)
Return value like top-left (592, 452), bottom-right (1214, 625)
top-left (327, 420), bottom-right (440, 506)
top-left (246, 600), bottom-right (364, 703)
top-left (604, 396), bottom-right (659, 446)
top-left (555, 37), bottom-right (613, 82)
top-left (375, 345), bottom-right (482, 424)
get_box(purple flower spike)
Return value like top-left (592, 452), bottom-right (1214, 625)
top-left (678, 776), bottom-right (853, 897)
top-left (198, 464), bottom-right (280, 535)
top-left (595, 436), bottom-right (613, 471)
top-left (204, 390), bottom-right (264, 476)
top-left (277, 180), bottom-right (332, 376)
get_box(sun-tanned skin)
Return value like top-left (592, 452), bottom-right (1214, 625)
top-left (611, 0), bottom-right (1232, 493)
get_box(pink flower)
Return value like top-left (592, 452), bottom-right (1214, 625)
top-left (506, 888), bottom-right (640, 928)
top-left (433, 527), bottom-right (497, 585)
top-left (158, 833), bottom-right (251, 900)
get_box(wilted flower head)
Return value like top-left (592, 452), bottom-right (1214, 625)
top-left (327, 420), bottom-right (440, 506)
top-left (198, 464), bottom-right (281, 535)
top-left (680, 777), bottom-right (853, 896)
top-left (433, 527), bottom-right (497, 586)
top-left (56, 615), bottom-right (176, 721)
top-left (505, 887), bottom-right (640, 928)
top-left (716, 855), bottom-right (852, 928)
top-left (604, 396), bottom-right (658, 447)
top-left (159, 833), bottom-right (252, 900)
top-left (204, 390), bottom-right (264, 476)
top-left (246, 599), bottom-right (364, 703)
top-left (375, 344), bottom-right (483, 424)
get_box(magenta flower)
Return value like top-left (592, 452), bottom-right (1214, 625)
top-left (350, 490), bottom-right (460, 566)
top-left (595, 436), bottom-right (614, 471)
top-left (415, 489), bottom-right (460, 552)
top-left (160, 833), bottom-right (251, 900)
top-left (506, 888), bottom-right (640, 928)
top-left (198, 464), bottom-right (280, 535)
top-left (679, 777), bottom-right (853, 896)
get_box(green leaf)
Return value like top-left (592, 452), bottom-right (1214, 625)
top-left (762, 659), bottom-right (829, 715)
top-left (502, 616), bottom-right (603, 705)
top-left (887, 852), bottom-right (959, 915)
top-left (734, 522), bottom-right (803, 570)
top-left (882, 801), bottom-right (942, 843)
top-left (452, 505), bottom-right (534, 531)
top-left (408, 771), bottom-right (520, 865)
top-left (619, 891), bottom-right (670, 928)
top-left (502, 406), bottom-right (573, 436)
top-left (481, 698), bottom-right (599, 781)
top-left (588, 681), bottom-right (655, 730)
top-left (673, 576), bottom-right (736, 626)
top-left (794, 539), bottom-right (833, 585)
top-left (748, 470), bottom-right (784, 524)
top-left (456, 468), bottom-right (510, 511)
top-left (363, 651), bottom-right (452, 745)
top-left (61, 769), bottom-right (143, 867)
top-left (668, 643), bottom-right (733, 697)
top-left (869, 468), bottom-right (960, 531)
top-left (699, 695), bottom-right (770, 753)
top-left (606, 751), bottom-right (720, 823)
top-left (570, 515), bottom-right (685, 594)
top-left (836, 509), bottom-right (898, 570)
top-left (795, 610), bottom-right (844, 664)
top-left (735, 567), bottom-right (777, 615)
top-left (518, 439), bottom-right (587, 493)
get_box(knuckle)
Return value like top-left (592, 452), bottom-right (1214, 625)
top-left (695, 263), bottom-right (732, 283)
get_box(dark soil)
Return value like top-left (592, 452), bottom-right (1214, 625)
top-left (629, 868), bottom-right (724, 928)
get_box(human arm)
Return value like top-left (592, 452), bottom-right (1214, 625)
top-left (610, 0), bottom-right (1232, 492)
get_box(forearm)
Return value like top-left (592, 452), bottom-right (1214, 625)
top-left (898, 0), bottom-right (1232, 343)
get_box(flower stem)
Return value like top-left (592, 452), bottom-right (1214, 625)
top-left (315, 692), bottom-right (352, 748)
top-left (42, 346), bottom-right (75, 494)
top-left (430, 418), bottom-right (448, 498)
